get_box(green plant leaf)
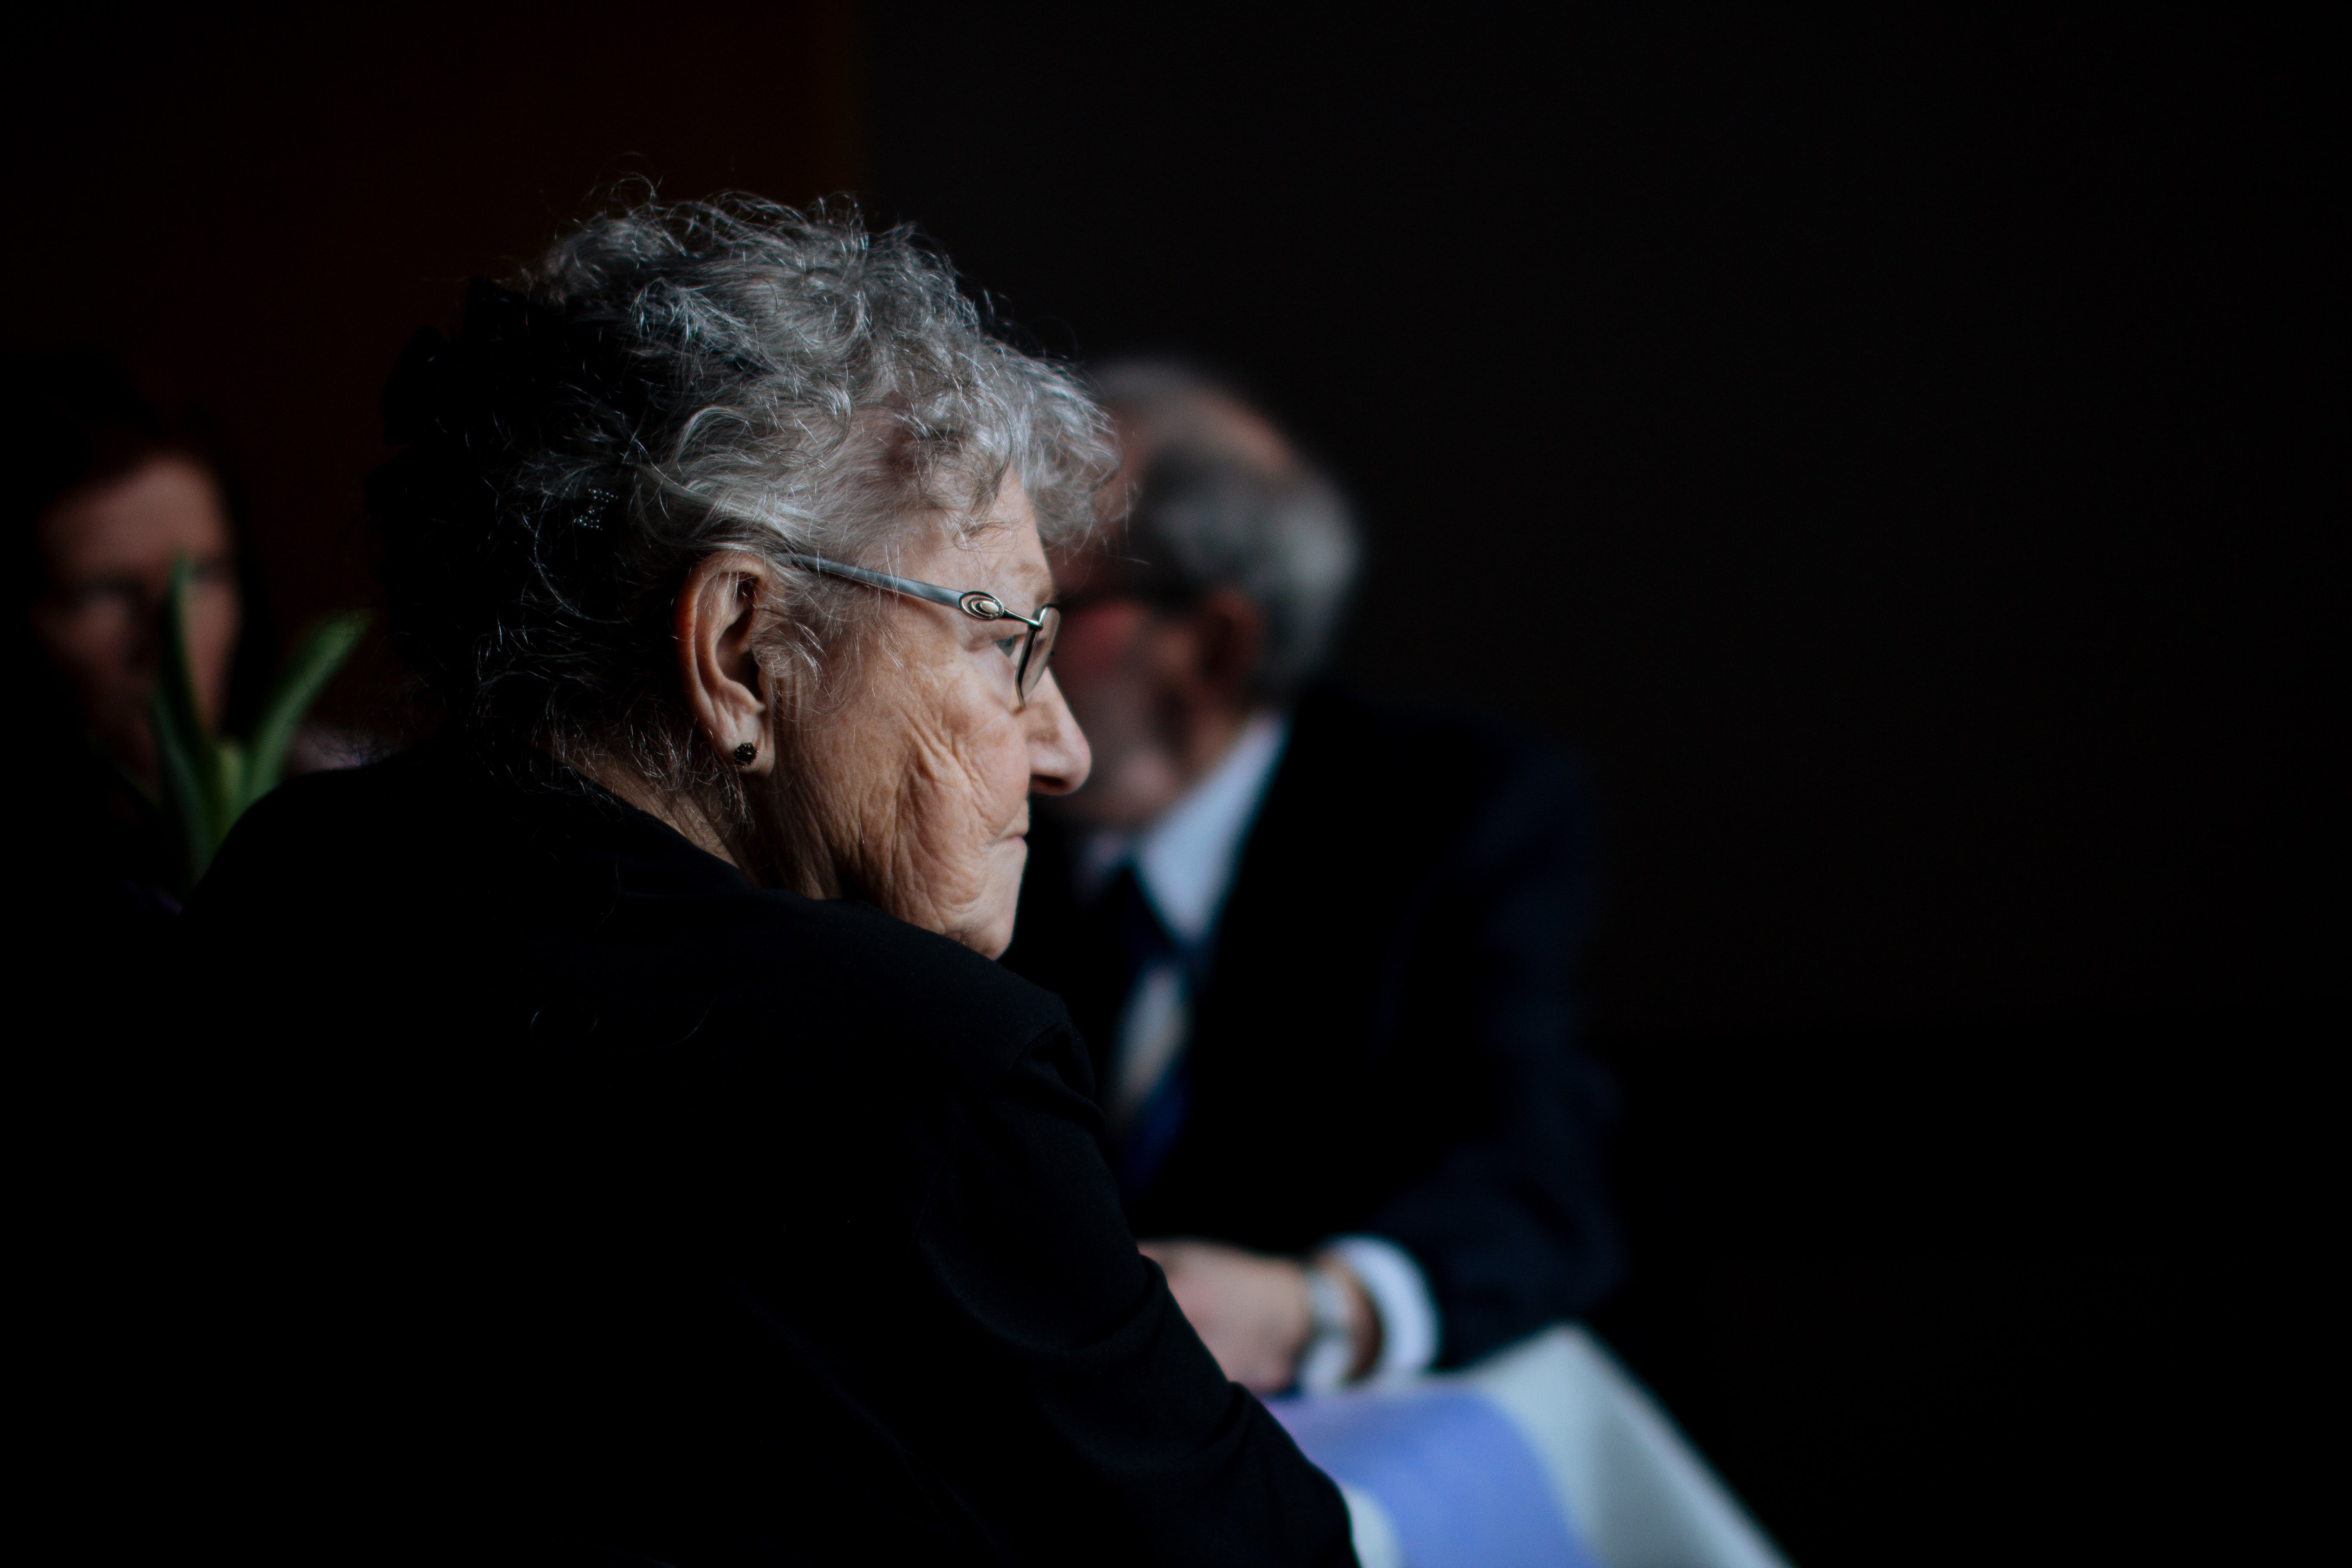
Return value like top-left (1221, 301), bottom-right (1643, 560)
top-left (150, 554), bottom-right (225, 884)
top-left (146, 555), bottom-right (371, 886)
top-left (150, 685), bottom-right (213, 883)
top-left (241, 610), bottom-right (372, 806)
top-left (216, 737), bottom-right (249, 822)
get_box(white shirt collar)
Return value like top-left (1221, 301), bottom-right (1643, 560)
top-left (1073, 710), bottom-right (1292, 949)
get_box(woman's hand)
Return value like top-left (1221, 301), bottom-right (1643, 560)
top-left (1140, 1239), bottom-right (1377, 1393)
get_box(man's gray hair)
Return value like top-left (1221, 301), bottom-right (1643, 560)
top-left (1095, 362), bottom-right (1360, 700)
top-left (373, 194), bottom-right (1115, 784)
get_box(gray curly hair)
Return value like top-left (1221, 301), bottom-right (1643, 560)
top-left (371, 194), bottom-right (1114, 789)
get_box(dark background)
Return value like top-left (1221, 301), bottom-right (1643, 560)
top-left (4, 1), bottom-right (865, 717)
top-left (861, 13), bottom-right (2333, 1564)
top-left (7, 7), bottom-right (2332, 1563)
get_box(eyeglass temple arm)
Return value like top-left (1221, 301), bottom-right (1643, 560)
top-left (781, 552), bottom-right (1046, 628)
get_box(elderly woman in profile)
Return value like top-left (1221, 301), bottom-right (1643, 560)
top-left (181, 201), bottom-right (1353, 1566)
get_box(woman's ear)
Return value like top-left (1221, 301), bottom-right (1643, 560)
top-left (675, 551), bottom-right (775, 776)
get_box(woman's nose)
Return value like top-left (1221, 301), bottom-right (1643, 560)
top-left (1025, 671), bottom-right (1092, 796)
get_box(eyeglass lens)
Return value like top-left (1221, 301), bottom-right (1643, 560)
top-left (1018, 606), bottom-right (1061, 701)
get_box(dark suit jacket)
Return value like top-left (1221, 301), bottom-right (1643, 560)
top-left (1003, 685), bottom-right (1621, 1367)
top-left (159, 744), bottom-right (1351, 1566)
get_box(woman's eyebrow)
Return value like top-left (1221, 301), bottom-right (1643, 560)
top-left (1006, 560), bottom-right (1054, 608)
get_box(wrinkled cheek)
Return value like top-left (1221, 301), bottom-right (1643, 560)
top-left (921, 795), bottom-right (1005, 926)
top-left (853, 760), bottom-right (962, 925)
top-left (788, 712), bottom-right (903, 903)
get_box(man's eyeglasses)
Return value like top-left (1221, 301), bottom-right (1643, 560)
top-left (783, 553), bottom-right (1061, 705)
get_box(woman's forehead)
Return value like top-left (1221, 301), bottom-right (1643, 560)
top-left (990, 533), bottom-right (1054, 601)
top-left (946, 503), bottom-right (1053, 599)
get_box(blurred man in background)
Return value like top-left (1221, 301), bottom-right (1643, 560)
top-left (1003, 362), bottom-right (1622, 1393)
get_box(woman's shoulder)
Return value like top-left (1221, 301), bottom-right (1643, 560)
top-left (729, 892), bottom-right (1081, 1089)
top-left (193, 750), bottom-right (1080, 1092)
top-left (189, 750), bottom-right (453, 925)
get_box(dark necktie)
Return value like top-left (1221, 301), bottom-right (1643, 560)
top-left (1093, 866), bottom-right (1195, 1203)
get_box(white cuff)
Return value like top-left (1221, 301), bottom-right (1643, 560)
top-left (1339, 1484), bottom-right (1405, 1568)
top-left (1322, 1234), bottom-right (1440, 1383)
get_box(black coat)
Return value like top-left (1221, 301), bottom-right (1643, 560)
top-left (1003, 686), bottom-right (1622, 1366)
top-left (162, 745), bottom-right (1352, 1566)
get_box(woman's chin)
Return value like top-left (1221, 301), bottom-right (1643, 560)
top-left (963, 841), bottom-right (1030, 958)
top-left (956, 901), bottom-right (1017, 959)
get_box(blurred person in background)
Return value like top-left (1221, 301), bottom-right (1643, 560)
top-left (3, 348), bottom-right (261, 958)
top-left (1003, 362), bottom-right (1621, 1394)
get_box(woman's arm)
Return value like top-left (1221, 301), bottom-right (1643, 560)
top-left (918, 1023), bottom-right (1357, 1566)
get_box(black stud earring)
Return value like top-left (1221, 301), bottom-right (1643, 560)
top-left (732, 741), bottom-right (758, 766)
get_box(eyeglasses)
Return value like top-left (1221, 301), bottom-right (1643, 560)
top-left (782, 553), bottom-right (1061, 705)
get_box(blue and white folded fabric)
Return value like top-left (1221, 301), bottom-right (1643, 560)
top-left (1270, 1326), bottom-right (1792, 1568)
